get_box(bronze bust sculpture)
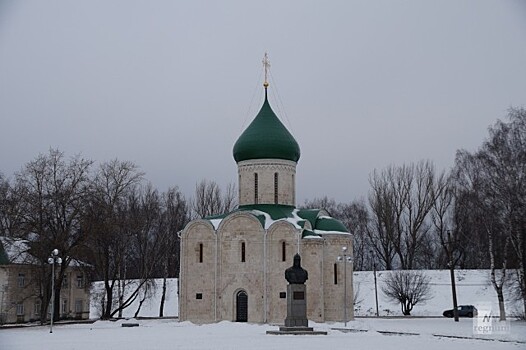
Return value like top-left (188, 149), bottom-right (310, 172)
top-left (285, 253), bottom-right (308, 284)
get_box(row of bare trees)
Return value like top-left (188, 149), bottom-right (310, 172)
top-left (0, 154), bottom-right (194, 321)
top-left (302, 107), bottom-right (526, 318)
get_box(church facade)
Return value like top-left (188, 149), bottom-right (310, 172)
top-left (179, 80), bottom-right (353, 324)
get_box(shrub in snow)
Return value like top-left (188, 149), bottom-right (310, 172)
top-left (382, 270), bottom-right (432, 316)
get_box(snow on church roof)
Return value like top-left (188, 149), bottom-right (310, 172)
top-left (204, 204), bottom-right (350, 238)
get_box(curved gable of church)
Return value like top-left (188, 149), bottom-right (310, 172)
top-left (182, 219), bottom-right (215, 237)
top-left (216, 211), bottom-right (265, 239)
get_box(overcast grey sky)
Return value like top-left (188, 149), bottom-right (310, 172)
top-left (1, 0), bottom-right (525, 204)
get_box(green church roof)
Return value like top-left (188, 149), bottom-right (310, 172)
top-left (203, 204), bottom-right (350, 237)
top-left (233, 91), bottom-right (301, 163)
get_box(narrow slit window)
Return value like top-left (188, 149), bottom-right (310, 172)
top-left (274, 173), bottom-right (279, 204)
top-left (281, 241), bottom-right (286, 262)
top-left (199, 243), bottom-right (203, 263)
top-left (241, 242), bottom-right (246, 262)
top-left (292, 174), bottom-right (295, 204)
top-left (334, 263), bottom-right (338, 285)
top-left (254, 173), bottom-right (258, 204)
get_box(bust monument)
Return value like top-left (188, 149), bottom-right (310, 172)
top-left (285, 254), bottom-right (308, 284)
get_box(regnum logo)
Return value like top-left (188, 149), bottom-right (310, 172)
top-left (473, 302), bottom-right (510, 335)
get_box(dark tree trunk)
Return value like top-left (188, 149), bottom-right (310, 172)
top-left (159, 275), bottom-right (167, 317)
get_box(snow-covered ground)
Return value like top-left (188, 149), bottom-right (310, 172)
top-left (1, 318), bottom-right (524, 350)
top-left (2, 269), bottom-right (524, 349)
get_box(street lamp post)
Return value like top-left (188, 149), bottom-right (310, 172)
top-left (48, 249), bottom-right (62, 333)
top-left (337, 246), bottom-right (353, 327)
top-left (373, 261), bottom-right (379, 317)
top-left (369, 249), bottom-right (379, 317)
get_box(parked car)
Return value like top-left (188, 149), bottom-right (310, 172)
top-left (443, 305), bottom-right (477, 318)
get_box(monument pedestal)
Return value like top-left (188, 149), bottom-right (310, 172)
top-left (284, 284), bottom-right (308, 327)
top-left (266, 254), bottom-right (327, 336)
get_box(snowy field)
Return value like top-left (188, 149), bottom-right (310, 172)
top-left (1, 318), bottom-right (525, 350)
top-left (1, 270), bottom-right (524, 349)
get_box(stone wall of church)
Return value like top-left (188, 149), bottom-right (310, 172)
top-left (322, 234), bottom-right (354, 322)
top-left (266, 221), bottom-right (300, 323)
top-left (237, 159), bottom-right (296, 206)
top-left (216, 213), bottom-right (265, 323)
top-left (301, 238), bottom-right (325, 322)
top-left (179, 221), bottom-right (217, 323)
top-left (179, 216), bottom-right (353, 324)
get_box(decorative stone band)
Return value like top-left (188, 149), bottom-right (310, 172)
top-left (237, 158), bottom-right (297, 173)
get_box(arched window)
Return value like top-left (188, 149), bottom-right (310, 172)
top-left (334, 263), bottom-right (338, 284)
top-left (199, 243), bottom-right (203, 263)
top-left (254, 173), bottom-right (258, 204)
top-left (241, 242), bottom-right (246, 262)
top-left (274, 173), bottom-right (279, 204)
top-left (281, 241), bottom-right (286, 262)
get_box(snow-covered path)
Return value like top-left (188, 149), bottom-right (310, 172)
top-left (1, 318), bottom-right (524, 350)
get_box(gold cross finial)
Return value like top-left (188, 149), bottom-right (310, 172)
top-left (263, 52), bottom-right (270, 89)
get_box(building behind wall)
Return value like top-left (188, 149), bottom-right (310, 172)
top-left (179, 74), bottom-right (353, 324)
top-left (0, 236), bottom-right (90, 324)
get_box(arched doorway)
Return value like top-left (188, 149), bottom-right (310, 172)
top-left (236, 290), bottom-right (248, 322)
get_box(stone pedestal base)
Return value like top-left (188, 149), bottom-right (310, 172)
top-left (284, 284), bottom-right (308, 327)
top-left (280, 326), bottom-right (313, 332)
top-left (266, 327), bottom-right (327, 336)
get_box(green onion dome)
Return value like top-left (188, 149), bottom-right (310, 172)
top-left (233, 92), bottom-right (300, 163)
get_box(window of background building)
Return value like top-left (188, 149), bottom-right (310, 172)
top-left (62, 299), bottom-right (68, 315)
top-left (34, 300), bottom-right (41, 316)
top-left (18, 273), bottom-right (25, 288)
top-left (75, 299), bottom-right (83, 313)
top-left (16, 303), bottom-right (24, 316)
top-left (76, 274), bottom-right (84, 288)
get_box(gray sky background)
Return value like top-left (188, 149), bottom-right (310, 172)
top-left (1, 0), bottom-right (525, 204)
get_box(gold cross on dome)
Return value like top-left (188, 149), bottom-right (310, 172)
top-left (263, 52), bottom-right (270, 88)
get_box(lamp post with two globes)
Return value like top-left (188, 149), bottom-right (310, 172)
top-left (48, 249), bottom-right (62, 333)
top-left (337, 246), bottom-right (353, 327)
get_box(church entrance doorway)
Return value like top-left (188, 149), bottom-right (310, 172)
top-left (236, 290), bottom-right (248, 322)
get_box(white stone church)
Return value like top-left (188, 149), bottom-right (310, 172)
top-left (179, 75), bottom-right (353, 324)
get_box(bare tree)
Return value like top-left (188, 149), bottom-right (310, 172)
top-left (14, 149), bottom-right (93, 323)
top-left (85, 159), bottom-right (144, 319)
top-left (301, 196), bottom-right (338, 215)
top-left (368, 161), bottom-right (438, 270)
top-left (367, 178), bottom-right (397, 270)
top-left (338, 200), bottom-right (371, 271)
top-left (382, 270), bottom-right (432, 316)
top-left (159, 187), bottom-right (188, 317)
top-left (0, 175), bottom-right (25, 238)
top-left (453, 108), bottom-right (526, 319)
top-left (191, 179), bottom-right (237, 219)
